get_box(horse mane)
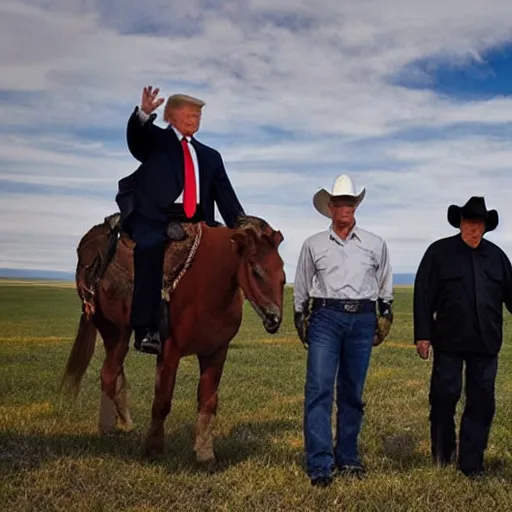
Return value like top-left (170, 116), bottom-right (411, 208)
top-left (235, 215), bottom-right (283, 248)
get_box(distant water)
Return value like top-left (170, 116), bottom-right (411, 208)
top-left (393, 273), bottom-right (415, 285)
top-left (0, 268), bottom-right (75, 281)
top-left (0, 268), bottom-right (417, 285)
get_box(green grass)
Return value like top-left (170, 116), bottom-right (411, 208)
top-left (0, 283), bottom-right (511, 511)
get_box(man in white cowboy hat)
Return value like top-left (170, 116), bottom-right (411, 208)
top-left (293, 174), bottom-right (393, 486)
top-left (414, 196), bottom-right (512, 478)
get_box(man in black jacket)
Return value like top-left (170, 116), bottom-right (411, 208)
top-left (413, 196), bottom-right (512, 477)
top-left (116, 86), bottom-right (245, 356)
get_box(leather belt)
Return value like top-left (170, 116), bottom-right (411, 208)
top-left (311, 298), bottom-right (376, 314)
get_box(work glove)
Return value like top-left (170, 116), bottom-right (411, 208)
top-left (294, 300), bottom-right (311, 349)
top-left (374, 299), bottom-right (393, 346)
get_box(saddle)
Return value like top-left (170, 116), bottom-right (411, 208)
top-left (76, 213), bottom-right (202, 316)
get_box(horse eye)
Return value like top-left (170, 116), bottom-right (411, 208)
top-left (252, 266), bottom-right (264, 280)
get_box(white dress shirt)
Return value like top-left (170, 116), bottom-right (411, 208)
top-left (136, 107), bottom-right (200, 203)
top-left (293, 225), bottom-right (394, 312)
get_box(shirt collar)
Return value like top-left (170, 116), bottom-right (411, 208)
top-left (457, 232), bottom-right (484, 252)
top-left (170, 124), bottom-right (191, 142)
top-left (329, 224), bottom-right (360, 244)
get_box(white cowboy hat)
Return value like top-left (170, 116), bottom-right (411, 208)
top-left (313, 174), bottom-right (366, 218)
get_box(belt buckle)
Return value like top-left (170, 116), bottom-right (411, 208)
top-left (343, 302), bottom-right (358, 313)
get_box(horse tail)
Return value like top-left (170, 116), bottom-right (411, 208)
top-left (61, 311), bottom-right (97, 397)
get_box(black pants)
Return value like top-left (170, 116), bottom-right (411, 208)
top-left (429, 349), bottom-right (498, 475)
top-left (129, 207), bottom-right (203, 332)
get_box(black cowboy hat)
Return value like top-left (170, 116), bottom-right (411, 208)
top-left (447, 196), bottom-right (499, 232)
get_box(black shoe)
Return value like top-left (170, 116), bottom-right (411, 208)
top-left (134, 330), bottom-right (162, 355)
top-left (337, 464), bottom-right (366, 478)
top-left (309, 466), bottom-right (334, 487)
top-left (310, 475), bottom-right (333, 487)
top-left (458, 465), bottom-right (485, 479)
top-left (434, 448), bottom-right (457, 468)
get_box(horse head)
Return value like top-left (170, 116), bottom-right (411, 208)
top-left (231, 215), bottom-right (286, 334)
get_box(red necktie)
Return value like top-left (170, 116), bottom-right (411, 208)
top-left (181, 138), bottom-right (196, 218)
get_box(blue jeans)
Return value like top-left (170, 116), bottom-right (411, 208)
top-left (304, 306), bottom-right (376, 477)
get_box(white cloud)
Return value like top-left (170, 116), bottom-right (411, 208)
top-left (1, 0), bottom-right (512, 280)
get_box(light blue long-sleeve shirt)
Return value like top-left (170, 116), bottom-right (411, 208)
top-left (293, 225), bottom-right (393, 312)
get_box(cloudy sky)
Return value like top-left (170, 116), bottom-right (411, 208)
top-left (1, 0), bottom-right (512, 281)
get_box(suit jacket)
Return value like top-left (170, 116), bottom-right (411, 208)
top-left (116, 107), bottom-right (245, 232)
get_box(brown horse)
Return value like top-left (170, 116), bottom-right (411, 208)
top-left (62, 215), bottom-right (285, 462)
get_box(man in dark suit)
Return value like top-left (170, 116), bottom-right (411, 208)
top-left (116, 86), bottom-right (246, 355)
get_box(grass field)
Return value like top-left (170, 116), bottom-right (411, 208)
top-left (0, 282), bottom-right (511, 511)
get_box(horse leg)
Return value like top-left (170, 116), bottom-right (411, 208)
top-left (194, 347), bottom-right (229, 464)
top-left (144, 345), bottom-right (180, 458)
top-left (97, 318), bottom-right (131, 435)
top-left (113, 367), bottom-right (133, 429)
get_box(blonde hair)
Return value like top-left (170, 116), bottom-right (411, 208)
top-left (163, 93), bottom-right (205, 122)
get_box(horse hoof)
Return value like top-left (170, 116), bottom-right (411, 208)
top-left (117, 415), bottom-right (134, 430)
top-left (144, 437), bottom-right (165, 459)
top-left (98, 425), bottom-right (118, 437)
top-left (195, 449), bottom-right (216, 464)
top-left (196, 457), bottom-right (217, 474)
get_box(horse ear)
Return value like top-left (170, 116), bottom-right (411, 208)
top-left (272, 230), bottom-right (284, 247)
top-left (231, 231), bottom-right (248, 253)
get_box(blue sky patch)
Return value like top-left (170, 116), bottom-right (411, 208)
top-left (0, 179), bottom-right (116, 200)
top-left (393, 42), bottom-right (512, 101)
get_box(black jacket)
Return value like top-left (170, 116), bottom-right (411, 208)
top-left (116, 107), bottom-right (245, 232)
top-left (413, 234), bottom-right (512, 355)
